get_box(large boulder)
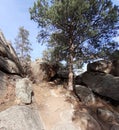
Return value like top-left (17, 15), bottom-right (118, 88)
top-left (0, 31), bottom-right (24, 76)
top-left (0, 57), bottom-right (20, 74)
top-left (81, 72), bottom-right (119, 101)
top-left (75, 85), bottom-right (96, 105)
top-left (0, 105), bottom-right (44, 130)
top-left (30, 60), bottom-right (58, 83)
top-left (15, 78), bottom-right (33, 104)
top-left (87, 60), bottom-right (112, 74)
top-left (87, 60), bottom-right (119, 76)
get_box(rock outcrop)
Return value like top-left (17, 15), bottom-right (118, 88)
top-left (0, 31), bottom-right (24, 76)
top-left (87, 59), bottom-right (119, 76)
top-left (75, 59), bottom-right (119, 102)
top-left (0, 105), bottom-right (44, 130)
top-left (0, 70), bottom-right (8, 98)
top-left (75, 85), bottom-right (96, 105)
top-left (1, 31), bottom-right (119, 130)
top-left (0, 31), bottom-right (24, 111)
top-left (81, 71), bottom-right (119, 101)
top-left (30, 60), bottom-right (58, 83)
top-left (87, 60), bottom-right (112, 74)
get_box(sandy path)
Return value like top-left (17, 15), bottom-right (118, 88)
top-left (33, 83), bottom-right (79, 130)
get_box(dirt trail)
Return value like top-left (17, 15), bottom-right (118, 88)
top-left (33, 82), bottom-right (80, 130)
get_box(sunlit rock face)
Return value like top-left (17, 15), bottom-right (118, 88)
top-left (87, 59), bottom-right (119, 76)
top-left (30, 60), bottom-right (58, 83)
top-left (15, 78), bottom-right (33, 104)
top-left (0, 31), bottom-right (24, 76)
top-left (0, 106), bottom-right (43, 130)
top-left (87, 60), bottom-right (112, 74)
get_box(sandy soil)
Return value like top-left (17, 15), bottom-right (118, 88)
top-left (0, 83), bottom-right (15, 112)
top-left (33, 82), bottom-right (79, 130)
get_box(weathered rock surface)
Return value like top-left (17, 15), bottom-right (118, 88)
top-left (0, 57), bottom-right (20, 74)
top-left (1, 31), bottom-right (119, 130)
top-left (15, 78), bottom-right (33, 104)
top-left (0, 70), bottom-right (8, 98)
top-left (74, 112), bottom-right (101, 130)
top-left (0, 70), bottom-right (21, 111)
top-left (87, 60), bottom-right (119, 76)
top-left (0, 105), bottom-right (44, 130)
top-left (81, 72), bottom-right (119, 101)
top-left (75, 85), bottom-right (96, 105)
top-left (30, 60), bottom-right (58, 82)
top-left (87, 60), bottom-right (112, 74)
top-left (0, 31), bottom-right (24, 76)
top-left (97, 108), bottom-right (115, 122)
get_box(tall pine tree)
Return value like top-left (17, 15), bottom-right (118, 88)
top-left (14, 26), bottom-right (32, 63)
top-left (30, 0), bottom-right (119, 90)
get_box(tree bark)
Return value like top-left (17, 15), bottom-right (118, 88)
top-left (68, 39), bottom-right (74, 91)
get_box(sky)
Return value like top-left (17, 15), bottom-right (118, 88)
top-left (0, 0), bottom-right (46, 61)
top-left (0, 0), bottom-right (119, 61)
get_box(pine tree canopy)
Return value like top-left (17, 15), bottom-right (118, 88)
top-left (30, 0), bottom-right (119, 60)
top-left (30, 0), bottom-right (119, 90)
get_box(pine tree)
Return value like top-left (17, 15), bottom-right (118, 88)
top-left (30, 0), bottom-right (119, 90)
top-left (14, 26), bottom-right (32, 63)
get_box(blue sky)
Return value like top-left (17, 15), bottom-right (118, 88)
top-left (0, 0), bottom-right (46, 60)
top-left (0, 0), bottom-right (119, 61)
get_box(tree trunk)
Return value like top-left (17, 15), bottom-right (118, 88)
top-left (68, 39), bottom-right (74, 91)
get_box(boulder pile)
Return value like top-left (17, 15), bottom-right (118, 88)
top-left (0, 31), bottom-right (24, 109)
top-left (75, 60), bottom-right (119, 102)
top-left (0, 31), bottom-right (43, 129)
top-left (1, 31), bottom-right (119, 130)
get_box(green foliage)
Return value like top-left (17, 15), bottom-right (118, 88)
top-left (30, 0), bottom-right (119, 60)
top-left (30, 0), bottom-right (119, 89)
top-left (14, 26), bottom-right (32, 63)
